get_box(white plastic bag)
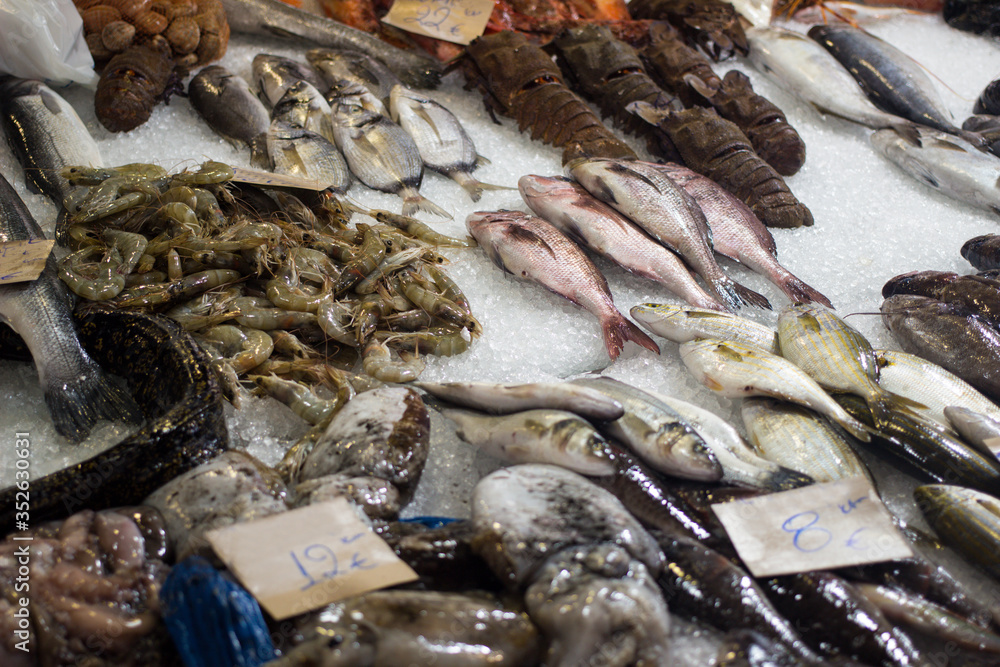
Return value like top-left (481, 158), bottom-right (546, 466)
top-left (0, 0), bottom-right (99, 87)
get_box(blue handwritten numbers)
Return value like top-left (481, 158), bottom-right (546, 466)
top-left (290, 533), bottom-right (376, 591)
top-left (780, 493), bottom-right (872, 554)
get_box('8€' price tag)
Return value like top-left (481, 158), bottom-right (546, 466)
top-left (382, 0), bottom-right (494, 46)
top-left (711, 477), bottom-right (913, 577)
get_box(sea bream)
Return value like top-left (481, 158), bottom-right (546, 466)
top-left (466, 210), bottom-right (659, 360)
top-left (270, 80), bottom-right (336, 143)
top-left (518, 174), bottom-right (725, 312)
top-left (570, 157), bottom-right (771, 312)
top-left (307, 48), bottom-right (402, 105)
top-left (390, 85), bottom-right (508, 202)
top-left (0, 171), bottom-right (142, 442)
top-left (251, 53), bottom-right (327, 110)
top-left (188, 66), bottom-right (271, 170)
top-left (267, 119), bottom-right (351, 193)
top-left (330, 102), bottom-right (449, 218)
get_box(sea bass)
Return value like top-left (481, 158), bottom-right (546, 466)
top-left (653, 162), bottom-right (832, 308)
top-left (570, 158), bottom-right (770, 312)
top-left (519, 174), bottom-right (725, 312)
top-left (0, 77), bottom-right (102, 204)
top-left (188, 66), bottom-right (271, 170)
top-left (0, 172), bottom-right (142, 442)
top-left (871, 126), bottom-right (1000, 216)
top-left (390, 85), bottom-right (507, 202)
top-left (466, 210), bottom-right (659, 360)
top-left (221, 0), bottom-right (441, 89)
top-left (330, 103), bottom-right (449, 218)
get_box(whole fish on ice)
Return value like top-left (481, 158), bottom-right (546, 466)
top-left (188, 66), bottom-right (271, 170)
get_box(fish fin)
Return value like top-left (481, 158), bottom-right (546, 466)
top-left (684, 73), bottom-right (719, 100)
top-left (39, 87), bottom-right (64, 115)
top-left (776, 274), bottom-right (834, 309)
top-left (414, 106), bottom-right (443, 142)
top-left (730, 280), bottom-right (772, 311)
top-left (249, 135), bottom-right (272, 170)
top-left (451, 172), bottom-right (515, 202)
top-left (959, 128), bottom-right (989, 151)
top-left (475, 154), bottom-right (491, 167)
top-left (893, 122), bottom-right (922, 147)
top-left (506, 225), bottom-right (558, 259)
top-left (608, 161), bottom-right (663, 194)
top-left (626, 100), bottom-right (670, 127)
top-left (602, 313), bottom-right (661, 360)
top-left (401, 189), bottom-right (452, 219)
top-left (762, 466), bottom-right (815, 492)
top-left (45, 361), bottom-right (144, 443)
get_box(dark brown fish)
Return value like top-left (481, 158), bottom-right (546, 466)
top-left (962, 233), bottom-right (1000, 270)
top-left (883, 270), bottom-right (1000, 328)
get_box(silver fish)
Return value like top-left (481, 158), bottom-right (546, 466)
top-left (0, 172), bottom-right (142, 443)
top-left (390, 85), bottom-right (507, 202)
top-left (271, 80), bottom-right (336, 143)
top-left (649, 391), bottom-right (814, 491)
top-left (680, 337), bottom-right (871, 441)
top-left (943, 407), bottom-right (1000, 460)
top-left (326, 78), bottom-right (388, 116)
top-left (221, 0), bottom-right (441, 88)
top-left (466, 210), bottom-right (659, 360)
top-left (741, 396), bottom-right (873, 483)
top-left (519, 174), bottom-right (725, 312)
top-left (871, 126), bottom-right (1000, 216)
top-left (414, 381), bottom-right (625, 421)
top-left (630, 303), bottom-right (780, 355)
top-left (569, 376), bottom-right (722, 482)
top-left (746, 27), bottom-right (918, 134)
top-left (267, 119), bottom-right (351, 193)
top-left (307, 48), bottom-right (402, 104)
top-left (442, 407), bottom-right (616, 476)
top-left (251, 53), bottom-right (327, 109)
top-left (0, 77), bottom-right (102, 204)
top-left (570, 157), bottom-right (771, 312)
top-left (915, 484), bottom-right (1000, 582)
top-left (188, 65), bottom-right (271, 170)
top-left (653, 162), bottom-right (833, 308)
top-left (330, 102), bottom-right (449, 218)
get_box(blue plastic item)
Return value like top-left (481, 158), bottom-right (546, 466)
top-left (161, 556), bottom-right (277, 667)
top-left (398, 516), bottom-right (459, 529)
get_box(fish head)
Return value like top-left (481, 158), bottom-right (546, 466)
top-left (517, 174), bottom-right (576, 201)
top-left (660, 431), bottom-right (723, 482)
top-left (330, 102), bottom-right (378, 128)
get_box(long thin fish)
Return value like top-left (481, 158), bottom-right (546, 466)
top-left (221, 0), bottom-right (442, 89)
top-left (915, 484), bottom-right (1000, 582)
top-left (0, 172), bottom-right (142, 442)
top-left (630, 303), bottom-right (780, 354)
top-left (414, 381), bottom-right (624, 421)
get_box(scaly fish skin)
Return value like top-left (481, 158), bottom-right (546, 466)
top-left (570, 157), bottom-right (770, 312)
top-left (915, 484), bottom-right (1000, 582)
top-left (189, 66), bottom-right (271, 170)
top-left (252, 53), bottom-right (327, 110)
top-left (680, 337), bottom-right (871, 441)
top-left (307, 48), bottom-right (403, 104)
top-left (271, 80), bottom-right (336, 144)
top-left (519, 174), bottom-right (725, 312)
top-left (414, 381), bottom-right (624, 421)
top-left (466, 210), bottom-right (659, 361)
top-left (0, 77), bottom-right (102, 204)
top-left (630, 303), bottom-right (779, 355)
top-left (0, 172), bottom-right (142, 442)
top-left (267, 119), bottom-right (351, 193)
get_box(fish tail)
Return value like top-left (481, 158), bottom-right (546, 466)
top-left (729, 279), bottom-right (772, 311)
top-left (763, 466), bottom-right (815, 492)
top-left (249, 135), bottom-right (271, 170)
top-left (833, 410), bottom-right (872, 443)
top-left (776, 273), bottom-right (834, 309)
top-left (44, 361), bottom-right (143, 443)
top-left (451, 172), bottom-right (515, 203)
top-left (892, 121), bottom-right (923, 147)
top-left (401, 188), bottom-right (452, 219)
top-left (603, 314), bottom-right (661, 360)
top-left (871, 387), bottom-right (927, 426)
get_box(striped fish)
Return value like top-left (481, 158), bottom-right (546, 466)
top-left (631, 303), bottom-right (780, 355)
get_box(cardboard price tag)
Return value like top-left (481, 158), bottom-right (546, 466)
top-left (231, 167), bottom-right (328, 191)
top-left (712, 477), bottom-right (913, 577)
top-left (983, 437), bottom-right (1000, 458)
top-left (382, 0), bottom-right (493, 46)
top-left (206, 498), bottom-right (418, 620)
top-left (0, 240), bottom-right (55, 284)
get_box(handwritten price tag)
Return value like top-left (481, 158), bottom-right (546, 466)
top-left (711, 477), bottom-right (913, 577)
top-left (206, 498), bottom-right (418, 620)
top-left (230, 167), bottom-right (327, 191)
top-left (0, 240), bottom-right (55, 284)
top-left (382, 0), bottom-right (494, 46)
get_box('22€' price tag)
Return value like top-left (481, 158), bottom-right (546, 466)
top-left (382, 0), bottom-right (494, 46)
top-left (711, 477), bottom-right (913, 577)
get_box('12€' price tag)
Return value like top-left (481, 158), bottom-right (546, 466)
top-left (206, 498), bottom-right (418, 620)
top-left (382, 0), bottom-right (494, 46)
top-left (711, 477), bottom-right (913, 577)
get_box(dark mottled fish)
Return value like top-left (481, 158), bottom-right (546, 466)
top-left (883, 270), bottom-right (1000, 328)
top-left (188, 66), bottom-right (271, 170)
top-left (0, 172), bottom-right (142, 442)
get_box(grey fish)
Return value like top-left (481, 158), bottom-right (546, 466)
top-left (944, 406), bottom-right (1000, 459)
top-left (221, 0), bottom-right (441, 89)
top-left (630, 303), bottom-right (780, 354)
top-left (653, 162), bottom-right (832, 308)
top-left (251, 53), bottom-right (327, 109)
top-left (808, 24), bottom-right (980, 144)
top-left (882, 293), bottom-right (1000, 402)
top-left (570, 157), bottom-right (771, 312)
top-left (390, 85), bottom-right (507, 202)
top-left (741, 396), bottom-right (873, 483)
top-left (271, 80), bottom-right (336, 143)
top-left (466, 210), bottom-right (659, 360)
top-left (414, 381), bottom-right (624, 421)
top-left (330, 103), bottom-right (449, 218)
top-left (915, 484), bottom-right (1000, 582)
top-left (442, 407), bottom-right (616, 476)
top-left (518, 174), bottom-right (726, 312)
top-left (569, 376), bottom-right (722, 482)
top-left (0, 172), bottom-right (141, 443)
top-left (188, 65), bottom-right (271, 170)
top-left (0, 77), bottom-right (102, 204)
top-left (307, 48), bottom-right (402, 105)
top-left (267, 119), bottom-right (351, 193)
top-left (326, 78), bottom-right (388, 116)
top-left (871, 126), bottom-right (1000, 216)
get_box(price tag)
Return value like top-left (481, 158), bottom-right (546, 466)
top-left (382, 0), bottom-right (494, 46)
top-left (230, 167), bottom-right (328, 191)
top-left (0, 240), bottom-right (55, 284)
top-left (711, 477), bottom-right (913, 577)
top-left (206, 498), bottom-right (418, 620)
top-left (983, 437), bottom-right (1000, 459)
